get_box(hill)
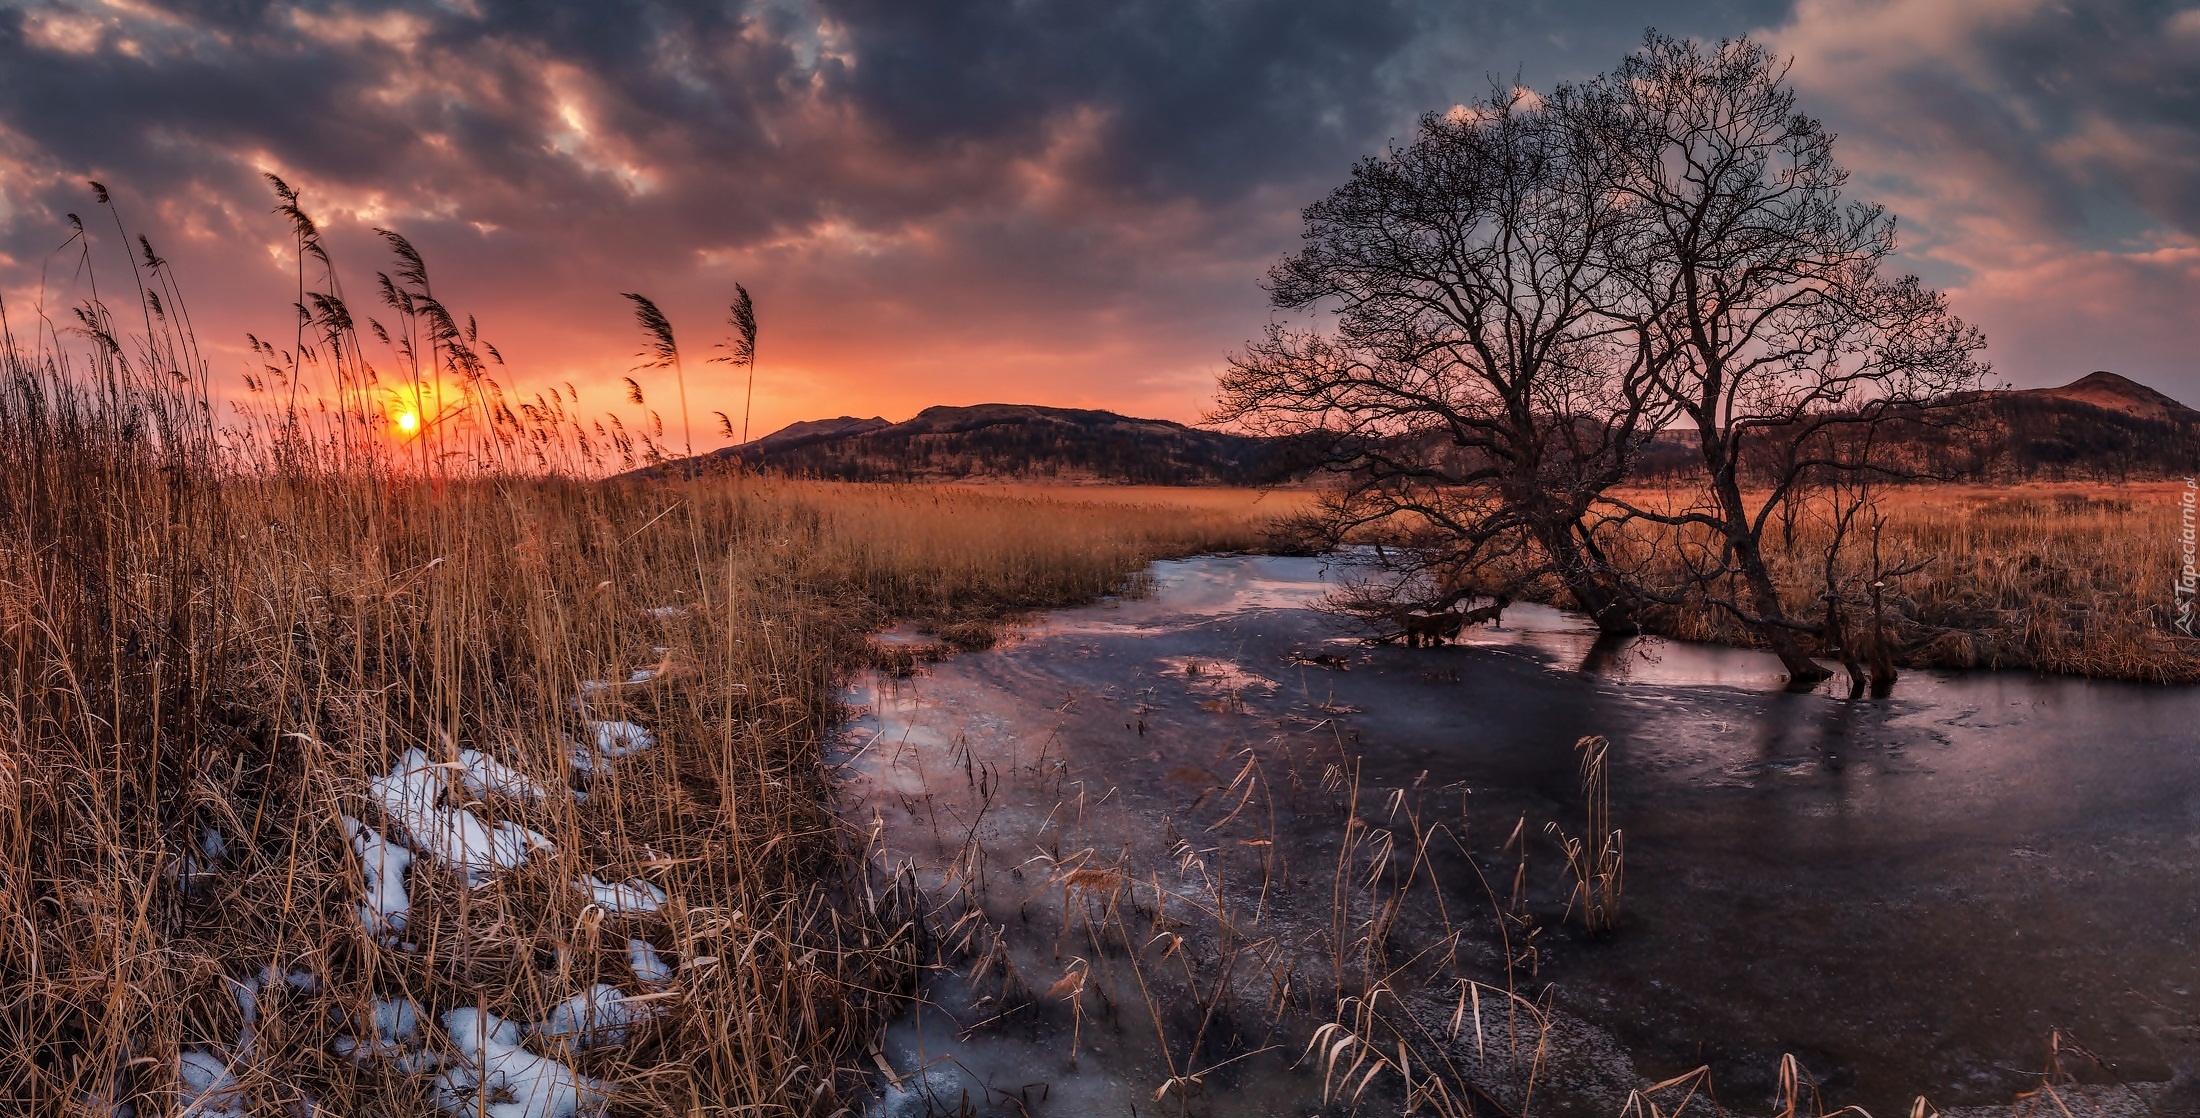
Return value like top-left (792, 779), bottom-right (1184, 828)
top-left (1623, 371), bottom-right (2200, 482)
top-left (2013, 370), bottom-right (2195, 422)
top-left (1910, 371), bottom-right (2200, 480)
top-left (646, 373), bottom-right (2195, 486)
top-left (677, 403), bottom-right (1301, 485)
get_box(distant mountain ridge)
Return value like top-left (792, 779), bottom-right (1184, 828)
top-left (2012, 370), bottom-right (2196, 423)
top-left (646, 373), bottom-right (2197, 484)
top-left (1626, 370), bottom-right (2200, 482)
top-left (1959, 371), bottom-right (2200, 479)
top-left (690, 402), bottom-right (1298, 485)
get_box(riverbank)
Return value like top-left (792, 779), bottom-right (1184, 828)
top-left (0, 458), bottom-right (1281, 1115)
top-left (1502, 482), bottom-right (2199, 686)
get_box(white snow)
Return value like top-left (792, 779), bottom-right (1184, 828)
top-left (627, 939), bottom-right (671, 987)
top-left (433, 1008), bottom-right (605, 1118)
top-left (563, 741), bottom-right (598, 777)
top-left (181, 965), bottom-right (322, 1116)
top-left (176, 1050), bottom-right (248, 1118)
top-left (586, 721), bottom-right (654, 759)
top-left (458, 747), bottom-right (552, 805)
top-left (561, 721), bottom-right (656, 786)
top-left (174, 826), bottom-right (228, 896)
top-left (577, 668), bottom-right (658, 700)
top-left (572, 875), bottom-right (664, 914)
top-left (343, 815), bottom-right (414, 936)
top-left (334, 996), bottom-right (438, 1073)
top-left (535, 984), bottom-right (659, 1048)
top-left (371, 748), bottom-right (550, 888)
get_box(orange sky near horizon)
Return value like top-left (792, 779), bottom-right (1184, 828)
top-left (4, 0), bottom-right (2198, 454)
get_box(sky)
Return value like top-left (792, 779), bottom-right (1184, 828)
top-left (2, 0), bottom-right (2197, 451)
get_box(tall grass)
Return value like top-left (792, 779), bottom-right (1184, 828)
top-left (1587, 484), bottom-right (2200, 684)
top-left (0, 305), bottom-right (1271, 1115)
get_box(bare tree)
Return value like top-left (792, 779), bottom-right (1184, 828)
top-left (1583, 33), bottom-right (1987, 685)
top-left (1215, 86), bottom-right (1670, 634)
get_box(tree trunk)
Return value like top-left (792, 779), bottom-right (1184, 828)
top-left (1736, 533), bottom-right (1830, 686)
top-left (1867, 580), bottom-right (1898, 696)
top-left (1825, 595), bottom-right (1867, 699)
top-left (1537, 517), bottom-right (1636, 633)
top-left (1710, 472), bottom-right (1830, 687)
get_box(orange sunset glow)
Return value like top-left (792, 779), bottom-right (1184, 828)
top-left (2, 0), bottom-right (2195, 452)
top-left (7, 5), bottom-right (2198, 1117)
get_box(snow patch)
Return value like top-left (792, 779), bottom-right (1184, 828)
top-left (536, 984), bottom-right (660, 1049)
top-left (173, 826), bottom-right (230, 897)
top-left (343, 815), bottom-right (414, 937)
top-left (627, 939), bottom-right (671, 987)
top-left (577, 668), bottom-right (659, 700)
top-left (371, 748), bottom-right (549, 888)
top-left (176, 1049), bottom-right (247, 1118)
top-left (458, 747), bottom-right (552, 805)
top-left (572, 875), bottom-right (664, 914)
top-left (587, 721), bottom-right (654, 759)
top-left (434, 1008), bottom-right (605, 1118)
top-left (335, 995), bottom-right (438, 1074)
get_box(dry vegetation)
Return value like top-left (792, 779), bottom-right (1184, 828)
top-left (1596, 482), bottom-right (2200, 684)
top-left (0, 350), bottom-right (1275, 1116)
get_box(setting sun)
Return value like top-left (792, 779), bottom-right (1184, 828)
top-left (8, 8), bottom-right (2196, 1116)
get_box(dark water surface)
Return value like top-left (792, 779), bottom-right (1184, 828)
top-left (844, 555), bottom-right (2200, 1116)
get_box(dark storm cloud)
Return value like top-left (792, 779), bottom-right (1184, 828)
top-left (0, 0), bottom-right (2184, 439)
top-left (1771, 0), bottom-right (2200, 400)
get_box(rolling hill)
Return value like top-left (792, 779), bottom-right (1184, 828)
top-left (676, 403), bottom-right (1303, 485)
top-left (644, 373), bottom-right (2196, 485)
top-left (1975, 371), bottom-right (2200, 478)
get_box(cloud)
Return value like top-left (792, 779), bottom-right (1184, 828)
top-left (1767, 0), bottom-right (2200, 399)
top-left (41, 0), bottom-right (2184, 451)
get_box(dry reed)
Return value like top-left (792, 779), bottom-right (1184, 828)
top-left (0, 334), bottom-right (1273, 1115)
top-left (1589, 483), bottom-right (2200, 684)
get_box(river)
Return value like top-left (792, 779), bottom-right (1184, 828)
top-left (840, 554), bottom-right (2200, 1117)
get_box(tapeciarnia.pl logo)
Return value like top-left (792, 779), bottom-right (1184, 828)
top-left (2178, 476), bottom-right (2198, 636)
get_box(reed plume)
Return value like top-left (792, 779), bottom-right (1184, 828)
top-left (622, 291), bottom-right (691, 458)
top-left (713, 284), bottom-right (758, 443)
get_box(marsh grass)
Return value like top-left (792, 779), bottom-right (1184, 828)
top-left (1547, 736), bottom-right (1622, 937)
top-left (0, 325), bottom-right (1272, 1115)
top-left (1583, 484), bottom-right (2200, 684)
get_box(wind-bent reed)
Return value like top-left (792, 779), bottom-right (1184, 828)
top-left (0, 225), bottom-right (1272, 1113)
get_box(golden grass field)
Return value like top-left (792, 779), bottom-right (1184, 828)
top-left (5, 379), bottom-right (2191, 1118)
top-left (1604, 481), bottom-right (2200, 684)
top-left (942, 481), bottom-right (1325, 515)
top-left (0, 429), bottom-right (1282, 1116)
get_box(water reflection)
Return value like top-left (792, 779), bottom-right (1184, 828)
top-left (842, 554), bottom-right (2200, 1117)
